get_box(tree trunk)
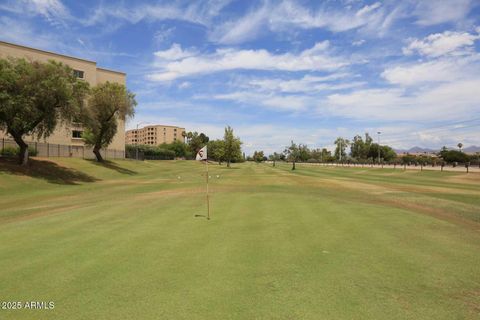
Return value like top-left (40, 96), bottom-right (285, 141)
top-left (292, 160), bottom-right (296, 170)
top-left (227, 160), bottom-right (230, 167)
top-left (93, 145), bottom-right (104, 162)
top-left (273, 160), bottom-right (276, 167)
top-left (11, 132), bottom-right (29, 165)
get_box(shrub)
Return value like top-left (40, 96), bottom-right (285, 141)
top-left (1, 146), bottom-right (18, 157)
top-left (1, 146), bottom-right (38, 157)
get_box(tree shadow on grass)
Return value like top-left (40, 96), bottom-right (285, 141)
top-left (0, 157), bottom-right (98, 185)
top-left (87, 160), bottom-right (137, 175)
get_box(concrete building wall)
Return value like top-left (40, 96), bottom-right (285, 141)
top-left (126, 125), bottom-right (186, 146)
top-left (0, 40), bottom-right (127, 152)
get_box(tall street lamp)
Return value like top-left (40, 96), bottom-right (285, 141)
top-left (377, 131), bottom-right (381, 164)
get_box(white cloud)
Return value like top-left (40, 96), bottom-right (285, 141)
top-left (211, 91), bottom-right (309, 111)
top-left (148, 42), bottom-right (347, 81)
top-left (154, 43), bottom-right (197, 61)
top-left (352, 39), bottom-right (366, 46)
top-left (403, 30), bottom-right (480, 57)
top-left (153, 26), bottom-right (176, 45)
top-left (325, 79), bottom-right (480, 122)
top-left (414, 0), bottom-right (473, 26)
top-left (83, 1), bottom-right (231, 28)
top-left (381, 55), bottom-right (480, 86)
top-left (0, 16), bottom-right (59, 49)
top-left (178, 81), bottom-right (191, 89)
top-left (0, 0), bottom-right (70, 25)
top-left (248, 74), bottom-right (364, 93)
top-left (209, 3), bottom-right (269, 44)
top-left (209, 1), bottom-right (389, 44)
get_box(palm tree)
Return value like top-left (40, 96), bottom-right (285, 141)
top-left (458, 143), bottom-right (463, 152)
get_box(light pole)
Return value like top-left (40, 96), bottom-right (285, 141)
top-left (135, 121), bottom-right (150, 160)
top-left (377, 131), bottom-right (381, 164)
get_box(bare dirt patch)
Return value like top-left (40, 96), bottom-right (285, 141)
top-left (374, 197), bottom-right (480, 231)
top-left (446, 174), bottom-right (480, 186)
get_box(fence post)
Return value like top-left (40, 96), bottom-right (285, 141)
top-left (47, 143), bottom-right (49, 157)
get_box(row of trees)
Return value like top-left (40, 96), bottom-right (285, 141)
top-left (251, 134), bottom-right (475, 170)
top-left (127, 126), bottom-right (243, 167)
top-left (334, 133), bottom-right (396, 162)
top-left (246, 133), bottom-right (396, 170)
top-left (203, 126), bottom-right (243, 167)
top-left (253, 133), bottom-right (397, 170)
top-left (0, 57), bottom-right (136, 164)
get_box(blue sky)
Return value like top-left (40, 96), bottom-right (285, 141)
top-left (1, 0), bottom-right (479, 154)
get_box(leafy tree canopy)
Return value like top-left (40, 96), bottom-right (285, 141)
top-left (81, 82), bottom-right (136, 162)
top-left (0, 57), bottom-right (89, 164)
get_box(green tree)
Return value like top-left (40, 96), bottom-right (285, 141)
top-left (208, 139), bottom-right (225, 164)
top-left (363, 133), bottom-right (373, 158)
top-left (285, 141), bottom-right (300, 170)
top-left (186, 131), bottom-right (209, 154)
top-left (159, 141), bottom-right (190, 158)
top-left (81, 82), bottom-right (136, 162)
top-left (0, 58), bottom-right (88, 165)
top-left (223, 126), bottom-right (242, 167)
top-left (351, 133), bottom-right (373, 160)
top-left (350, 135), bottom-right (364, 159)
top-left (253, 150), bottom-right (265, 163)
top-left (334, 137), bottom-right (350, 161)
top-left (381, 145), bottom-right (397, 162)
top-left (366, 143), bottom-right (397, 162)
top-left (269, 152), bottom-right (281, 167)
top-left (298, 144), bottom-right (310, 162)
top-left (440, 149), bottom-right (469, 164)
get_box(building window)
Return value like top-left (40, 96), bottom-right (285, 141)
top-left (72, 130), bottom-right (83, 139)
top-left (73, 70), bottom-right (84, 79)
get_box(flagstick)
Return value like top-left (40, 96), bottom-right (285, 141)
top-left (206, 159), bottom-right (210, 220)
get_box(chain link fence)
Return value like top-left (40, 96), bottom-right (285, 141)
top-left (0, 138), bottom-right (125, 160)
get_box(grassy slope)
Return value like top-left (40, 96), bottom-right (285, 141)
top-left (0, 159), bottom-right (479, 319)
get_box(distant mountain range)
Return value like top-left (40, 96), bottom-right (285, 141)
top-left (395, 146), bottom-right (480, 154)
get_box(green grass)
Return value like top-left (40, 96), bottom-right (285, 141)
top-left (0, 158), bottom-right (479, 319)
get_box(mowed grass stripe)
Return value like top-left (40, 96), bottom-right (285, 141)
top-left (272, 162), bottom-right (480, 226)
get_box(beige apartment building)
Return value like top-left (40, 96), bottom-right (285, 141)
top-left (126, 125), bottom-right (186, 146)
top-left (0, 40), bottom-right (127, 153)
